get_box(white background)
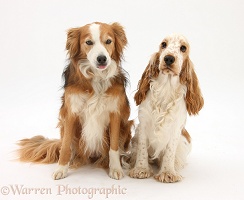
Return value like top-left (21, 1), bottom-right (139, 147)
top-left (0, 0), bottom-right (244, 199)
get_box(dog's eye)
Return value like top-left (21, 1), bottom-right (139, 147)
top-left (105, 39), bottom-right (112, 44)
top-left (180, 45), bottom-right (187, 52)
top-left (161, 42), bottom-right (167, 49)
top-left (86, 40), bottom-right (93, 45)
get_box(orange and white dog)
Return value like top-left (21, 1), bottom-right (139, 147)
top-left (18, 22), bottom-right (133, 180)
top-left (129, 34), bottom-right (204, 183)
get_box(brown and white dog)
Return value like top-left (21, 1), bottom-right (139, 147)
top-left (129, 34), bottom-right (204, 183)
top-left (18, 22), bottom-right (133, 180)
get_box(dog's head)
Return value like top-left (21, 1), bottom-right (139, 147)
top-left (135, 34), bottom-right (204, 115)
top-left (158, 34), bottom-right (189, 76)
top-left (66, 22), bottom-right (127, 76)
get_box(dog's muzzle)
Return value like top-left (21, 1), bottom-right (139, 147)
top-left (164, 55), bottom-right (175, 66)
top-left (97, 55), bottom-right (107, 69)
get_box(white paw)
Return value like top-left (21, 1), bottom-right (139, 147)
top-left (109, 149), bottom-right (124, 180)
top-left (109, 168), bottom-right (124, 180)
top-left (154, 171), bottom-right (182, 183)
top-left (52, 164), bottom-right (68, 180)
top-left (129, 167), bottom-right (152, 179)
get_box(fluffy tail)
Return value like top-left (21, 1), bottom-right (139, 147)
top-left (17, 135), bottom-right (61, 164)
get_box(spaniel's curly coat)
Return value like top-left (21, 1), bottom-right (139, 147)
top-left (129, 34), bottom-right (204, 183)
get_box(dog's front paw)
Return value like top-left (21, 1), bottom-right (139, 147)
top-left (154, 171), bottom-right (182, 183)
top-left (129, 167), bottom-right (152, 179)
top-left (109, 168), bottom-right (124, 180)
top-left (52, 165), bottom-right (68, 180)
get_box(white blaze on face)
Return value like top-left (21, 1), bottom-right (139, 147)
top-left (87, 23), bottom-right (111, 70)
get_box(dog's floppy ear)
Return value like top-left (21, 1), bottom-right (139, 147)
top-left (66, 28), bottom-right (81, 59)
top-left (111, 22), bottom-right (128, 63)
top-left (180, 57), bottom-right (204, 115)
top-left (134, 52), bottom-right (160, 106)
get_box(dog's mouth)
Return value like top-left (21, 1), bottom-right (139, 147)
top-left (161, 65), bottom-right (178, 76)
top-left (97, 64), bottom-right (107, 70)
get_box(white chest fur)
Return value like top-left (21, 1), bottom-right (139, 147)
top-left (138, 74), bottom-right (187, 157)
top-left (69, 81), bottom-right (119, 155)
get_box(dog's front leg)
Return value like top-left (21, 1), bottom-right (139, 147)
top-left (53, 115), bottom-right (76, 180)
top-left (129, 125), bottom-right (152, 179)
top-left (109, 112), bottom-right (124, 180)
top-left (155, 133), bottom-right (182, 183)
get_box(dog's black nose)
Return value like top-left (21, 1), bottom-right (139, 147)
top-left (164, 55), bottom-right (175, 66)
top-left (97, 55), bottom-right (107, 65)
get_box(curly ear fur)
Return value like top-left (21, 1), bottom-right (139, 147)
top-left (66, 28), bottom-right (81, 59)
top-left (111, 22), bottom-right (128, 63)
top-left (134, 52), bottom-right (160, 105)
top-left (180, 57), bottom-right (204, 115)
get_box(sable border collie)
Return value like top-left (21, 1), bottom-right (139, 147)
top-left (18, 22), bottom-right (133, 180)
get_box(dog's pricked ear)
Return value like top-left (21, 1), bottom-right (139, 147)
top-left (111, 22), bottom-right (128, 63)
top-left (66, 28), bottom-right (81, 59)
top-left (180, 57), bottom-right (204, 115)
top-left (134, 52), bottom-right (160, 106)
